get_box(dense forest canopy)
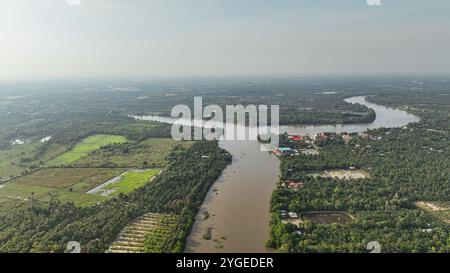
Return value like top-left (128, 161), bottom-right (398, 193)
top-left (268, 80), bottom-right (450, 253)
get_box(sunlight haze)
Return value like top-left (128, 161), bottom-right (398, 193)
top-left (1, 0), bottom-right (450, 80)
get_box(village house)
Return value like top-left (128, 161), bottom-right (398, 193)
top-left (285, 181), bottom-right (304, 191)
top-left (288, 135), bottom-right (303, 141)
top-left (273, 147), bottom-right (299, 156)
top-left (420, 228), bottom-right (433, 233)
top-left (358, 132), bottom-right (371, 139)
top-left (299, 149), bottom-right (319, 156)
top-left (288, 212), bottom-right (299, 218)
top-left (313, 132), bottom-right (328, 141)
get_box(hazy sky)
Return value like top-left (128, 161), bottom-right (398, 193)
top-left (1, 0), bottom-right (450, 80)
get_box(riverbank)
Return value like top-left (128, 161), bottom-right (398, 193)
top-left (132, 96), bottom-right (420, 252)
top-left (187, 96), bottom-right (419, 253)
top-left (268, 109), bottom-right (450, 252)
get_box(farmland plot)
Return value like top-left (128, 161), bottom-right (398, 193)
top-left (48, 134), bottom-right (127, 166)
top-left (108, 213), bottom-right (179, 253)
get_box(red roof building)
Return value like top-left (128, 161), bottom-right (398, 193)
top-left (286, 181), bottom-right (304, 191)
top-left (289, 135), bottom-right (303, 141)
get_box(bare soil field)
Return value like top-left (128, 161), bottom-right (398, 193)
top-left (321, 169), bottom-right (370, 180)
top-left (415, 201), bottom-right (450, 223)
top-left (415, 201), bottom-right (450, 212)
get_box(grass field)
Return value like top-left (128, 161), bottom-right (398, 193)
top-left (0, 142), bottom-right (66, 182)
top-left (0, 143), bottom-right (39, 181)
top-left (0, 184), bottom-right (107, 209)
top-left (48, 134), bottom-right (127, 166)
top-left (35, 143), bottom-right (69, 162)
top-left (73, 138), bottom-right (193, 168)
top-left (0, 136), bottom-right (181, 211)
top-left (53, 191), bottom-right (108, 207)
top-left (11, 168), bottom-right (124, 191)
top-left (103, 169), bottom-right (160, 196)
top-left (0, 196), bottom-right (24, 214)
top-left (0, 183), bottom-right (51, 201)
top-left (0, 168), bottom-right (123, 210)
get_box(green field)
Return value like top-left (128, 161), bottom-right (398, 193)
top-left (11, 168), bottom-right (124, 191)
top-left (0, 137), bottom-right (182, 211)
top-left (0, 142), bottom-right (66, 182)
top-left (48, 135), bottom-right (127, 166)
top-left (0, 143), bottom-right (40, 181)
top-left (73, 138), bottom-right (193, 168)
top-left (104, 169), bottom-right (160, 196)
top-left (53, 191), bottom-right (108, 207)
top-left (0, 168), bottom-right (123, 210)
top-left (1, 167), bottom-right (161, 206)
top-left (0, 195), bottom-right (23, 214)
top-left (0, 183), bottom-right (51, 200)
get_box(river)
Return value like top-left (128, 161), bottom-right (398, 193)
top-left (133, 96), bottom-right (420, 253)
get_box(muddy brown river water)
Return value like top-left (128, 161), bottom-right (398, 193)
top-left (133, 96), bottom-right (420, 253)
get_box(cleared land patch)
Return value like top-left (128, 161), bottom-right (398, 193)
top-left (282, 218), bottom-right (303, 227)
top-left (88, 169), bottom-right (160, 196)
top-left (0, 168), bottom-right (122, 209)
top-left (312, 169), bottom-right (370, 180)
top-left (415, 201), bottom-right (450, 212)
top-left (301, 211), bottom-right (355, 225)
top-left (415, 201), bottom-right (450, 223)
top-left (48, 134), bottom-right (127, 166)
top-left (11, 168), bottom-right (123, 190)
top-left (0, 183), bottom-right (50, 201)
top-left (52, 191), bottom-right (108, 207)
top-left (73, 138), bottom-right (193, 168)
top-left (108, 213), bottom-right (179, 253)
